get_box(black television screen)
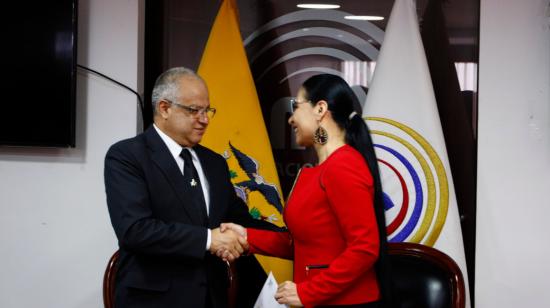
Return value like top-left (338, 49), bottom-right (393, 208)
top-left (0, 0), bottom-right (77, 147)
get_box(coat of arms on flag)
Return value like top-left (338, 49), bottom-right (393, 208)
top-left (223, 142), bottom-right (283, 222)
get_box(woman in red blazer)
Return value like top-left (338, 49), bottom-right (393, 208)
top-left (222, 74), bottom-right (390, 308)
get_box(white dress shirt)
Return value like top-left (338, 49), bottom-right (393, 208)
top-left (153, 124), bottom-right (212, 250)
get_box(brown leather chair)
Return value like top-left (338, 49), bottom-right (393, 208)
top-left (102, 251), bottom-right (118, 308)
top-left (388, 242), bottom-right (466, 308)
top-left (102, 250), bottom-right (238, 308)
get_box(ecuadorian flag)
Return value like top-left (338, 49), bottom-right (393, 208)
top-left (198, 0), bottom-right (293, 286)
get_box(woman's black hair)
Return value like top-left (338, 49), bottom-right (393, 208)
top-left (302, 74), bottom-right (393, 307)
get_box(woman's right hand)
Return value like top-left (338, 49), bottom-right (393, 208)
top-left (220, 222), bottom-right (247, 239)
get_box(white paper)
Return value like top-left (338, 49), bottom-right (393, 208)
top-left (253, 272), bottom-right (289, 308)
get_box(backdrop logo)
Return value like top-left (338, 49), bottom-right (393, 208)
top-left (244, 9), bottom-right (383, 84)
top-left (366, 117), bottom-right (449, 247)
top-left (244, 9), bottom-right (385, 195)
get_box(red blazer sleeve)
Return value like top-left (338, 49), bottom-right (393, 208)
top-left (297, 156), bottom-right (380, 307)
top-left (247, 228), bottom-right (294, 260)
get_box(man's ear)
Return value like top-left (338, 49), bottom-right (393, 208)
top-left (157, 100), bottom-right (171, 119)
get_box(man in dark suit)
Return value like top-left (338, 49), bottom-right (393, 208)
top-left (104, 67), bottom-right (275, 308)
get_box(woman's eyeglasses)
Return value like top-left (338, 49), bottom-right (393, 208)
top-left (289, 98), bottom-right (311, 112)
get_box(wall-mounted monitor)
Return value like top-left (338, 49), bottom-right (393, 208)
top-left (0, 0), bottom-right (78, 147)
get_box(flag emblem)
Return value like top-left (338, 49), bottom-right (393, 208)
top-left (367, 117), bottom-right (449, 247)
top-left (224, 142), bottom-right (283, 221)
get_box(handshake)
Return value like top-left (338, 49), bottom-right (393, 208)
top-left (209, 223), bottom-right (248, 262)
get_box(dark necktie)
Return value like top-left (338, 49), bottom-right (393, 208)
top-left (180, 149), bottom-right (208, 225)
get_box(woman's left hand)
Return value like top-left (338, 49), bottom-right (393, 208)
top-left (275, 281), bottom-right (303, 307)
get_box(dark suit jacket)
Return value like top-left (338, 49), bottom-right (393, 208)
top-left (104, 127), bottom-right (277, 308)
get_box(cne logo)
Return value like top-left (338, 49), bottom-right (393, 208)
top-left (366, 117), bottom-right (450, 247)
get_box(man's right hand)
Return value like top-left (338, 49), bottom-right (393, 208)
top-left (216, 223), bottom-right (249, 261)
top-left (210, 228), bottom-right (247, 262)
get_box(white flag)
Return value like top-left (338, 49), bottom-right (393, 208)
top-left (364, 0), bottom-right (470, 306)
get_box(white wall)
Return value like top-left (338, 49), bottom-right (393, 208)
top-left (477, 0), bottom-right (550, 307)
top-left (0, 0), bottom-right (143, 307)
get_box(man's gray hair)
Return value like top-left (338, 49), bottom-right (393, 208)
top-left (151, 67), bottom-right (202, 115)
